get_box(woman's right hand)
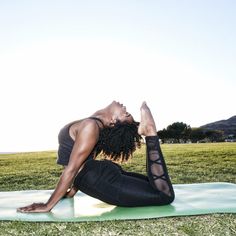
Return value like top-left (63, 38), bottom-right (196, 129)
top-left (17, 202), bottom-right (51, 213)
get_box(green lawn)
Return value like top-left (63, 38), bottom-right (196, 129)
top-left (0, 143), bottom-right (236, 235)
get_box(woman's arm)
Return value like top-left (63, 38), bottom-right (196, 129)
top-left (17, 120), bottom-right (99, 213)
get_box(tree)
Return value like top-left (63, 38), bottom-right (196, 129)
top-left (189, 128), bottom-right (206, 143)
top-left (158, 129), bottom-right (169, 143)
top-left (166, 122), bottom-right (191, 143)
top-left (204, 130), bottom-right (224, 142)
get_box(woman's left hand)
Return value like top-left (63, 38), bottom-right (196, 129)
top-left (17, 203), bottom-right (51, 213)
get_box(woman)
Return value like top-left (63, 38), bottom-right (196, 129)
top-left (17, 101), bottom-right (175, 212)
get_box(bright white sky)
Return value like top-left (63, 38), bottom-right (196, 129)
top-left (0, 0), bottom-right (235, 152)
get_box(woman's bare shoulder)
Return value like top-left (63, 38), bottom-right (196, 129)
top-left (69, 118), bottom-right (99, 141)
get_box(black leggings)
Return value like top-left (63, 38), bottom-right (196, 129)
top-left (74, 136), bottom-right (175, 207)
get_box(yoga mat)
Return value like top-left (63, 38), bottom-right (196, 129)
top-left (0, 182), bottom-right (235, 222)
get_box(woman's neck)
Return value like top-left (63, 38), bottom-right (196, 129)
top-left (90, 109), bottom-right (111, 128)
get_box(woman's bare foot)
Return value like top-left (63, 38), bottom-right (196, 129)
top-left (138, 102), bottom-right (157, 136)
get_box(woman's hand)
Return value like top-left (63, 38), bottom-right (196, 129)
top-left (17, 203), bottom-right (51, 213)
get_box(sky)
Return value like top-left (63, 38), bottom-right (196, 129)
top-left (0, 0), bottom-right (235, 152)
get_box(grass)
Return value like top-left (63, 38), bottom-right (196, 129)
top-left (0, 143), bottom-right (236, 235)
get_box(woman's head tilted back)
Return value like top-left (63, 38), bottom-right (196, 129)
top-left (96, 101), bottom-right (142, 162)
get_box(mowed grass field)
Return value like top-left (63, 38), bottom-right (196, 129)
top-left (0, 143), bottom-right (236, 236)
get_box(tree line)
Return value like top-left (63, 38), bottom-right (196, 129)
top-left (157, 122), bottom-right (226, 143)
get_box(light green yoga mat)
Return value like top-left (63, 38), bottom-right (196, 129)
top-left (0, 182), bottom-right (235, 222)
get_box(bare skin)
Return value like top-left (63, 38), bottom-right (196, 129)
top-left (138, 102), bottom-right (157, 136)
top-left (17, 101), bottom-right (134, 213)
top-left (17, 101), bottom-right (159, 213)
top-left (138, 102), bottom-right (171, 196)
top-left (64, 102), bottom-right (159, 199)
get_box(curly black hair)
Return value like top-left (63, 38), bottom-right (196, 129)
top-left (95, 121), bottom-right (142, 163)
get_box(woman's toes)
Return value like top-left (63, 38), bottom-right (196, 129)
top-left (138, 102), bottom-right (157, 136)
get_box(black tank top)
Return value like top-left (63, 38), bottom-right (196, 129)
top-left (57, 117), bottom-right (104, 166)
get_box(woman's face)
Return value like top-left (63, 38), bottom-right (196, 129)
top-left (111, 101), bottom-right (134, 124)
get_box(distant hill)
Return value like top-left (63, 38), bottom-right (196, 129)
top-left (200, 116), bottom-right (236, 135)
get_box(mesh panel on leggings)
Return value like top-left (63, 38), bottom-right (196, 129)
top-left (146, 136), bottom-right (174, 197)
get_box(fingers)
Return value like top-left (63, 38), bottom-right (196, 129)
top-left (17, 203), bottom-right (47, 213)
top-left (17, 203), bottom-right (33, 212)
top-left (17, 206), bottom-right (35, 213)
top-left (18, 206), bottom-right (35, 212)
